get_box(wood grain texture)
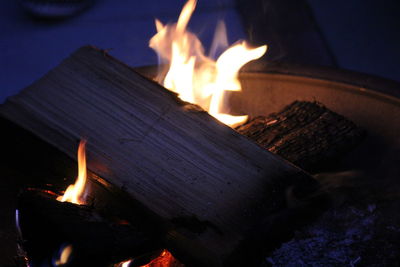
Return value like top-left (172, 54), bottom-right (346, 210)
top-left (0, 46), bottom-right (316, 266)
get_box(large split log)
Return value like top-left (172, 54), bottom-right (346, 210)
top-left (236, 101), bottom-right (365, 172)
top-left (0, 46), bottom-right (317, 266)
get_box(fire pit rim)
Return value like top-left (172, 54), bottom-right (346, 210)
top-left (240, 61), bottom-right (400, 100)
top-left (134, 63), bottom-right (400, 101)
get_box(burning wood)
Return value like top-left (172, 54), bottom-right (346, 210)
top-left (18, 188), bottom-right (162, 266)
top-left (3, 3), bottom-right (353, 265)
top-left (0, 1), bottom-right (393, 265)
top-left (0, 46), bottom-right (318, 266)
top-left (18, 139), bottom-right (178, 266)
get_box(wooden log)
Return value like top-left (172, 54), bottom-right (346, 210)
top-left (0, 46), bottom-right (318, 266)
top-left (18, 189), bottom-right (162, 266)
top-left (236, 101), bottom-right (365, 172)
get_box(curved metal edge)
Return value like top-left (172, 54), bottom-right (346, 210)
top-left (240, 61), bottom-right (400, 100)
top-left (133, 62), bottom-right (400, 100)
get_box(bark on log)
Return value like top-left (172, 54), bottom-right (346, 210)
top-left (0, 46), bottom-right (317, 266)
top-left (236, 101), bottom-right (365, 172)
top-left (18, 189), bottom-right (162, 266)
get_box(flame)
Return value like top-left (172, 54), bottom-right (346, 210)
top-left (149, 0), bottom-right (267, 127)
top-left (115, 259), bottom-right (132, 267)
top-left (121, 260), bottom-right (132, 267)
top-left (57, 140), bottom-right (87, 205)
top-left (54, 245), bottom-right (73, 266)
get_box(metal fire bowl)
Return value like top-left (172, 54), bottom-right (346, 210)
top-left (136, 62), bottom-right (400, 174)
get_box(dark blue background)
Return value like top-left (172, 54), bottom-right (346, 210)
top-left (1, 0), bottom-right (399, 104)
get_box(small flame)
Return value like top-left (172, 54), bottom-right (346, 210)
top-left (122, 260), bottom-right (132, 267)
top-left (115, 259), bottom-right (132, 267)
top-left (149, 0), bottom-right (267, 127)
top-left (54, 245), bottom-right (73, 266)
top-left (57, 140), bottom-right (87, 205)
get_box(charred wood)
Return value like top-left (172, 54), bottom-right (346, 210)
top-left (236, 101), bottom-right (365, 172)
top-left (17, 189), bottom-right (163, 266)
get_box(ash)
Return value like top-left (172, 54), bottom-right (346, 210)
top-left (265, 166), bottom-right (400, 267)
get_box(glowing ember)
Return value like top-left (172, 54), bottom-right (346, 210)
top-left (54, 244), bottom-right (73, 266)
top-left (141, 250), bottom-right (181, 267)
top-left (57, 139), bottom-right (88, 205)
top-left (115, 250), bottom-right (181, 267)
top-left (149, 0), bottom-right (267, 127)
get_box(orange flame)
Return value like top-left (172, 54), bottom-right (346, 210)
top-left (54, 245), bottom-right (73, 266)
top-left (57, 140), bottom-right (87, 205)
top-left (149, 0), bottom-right (267, 127)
